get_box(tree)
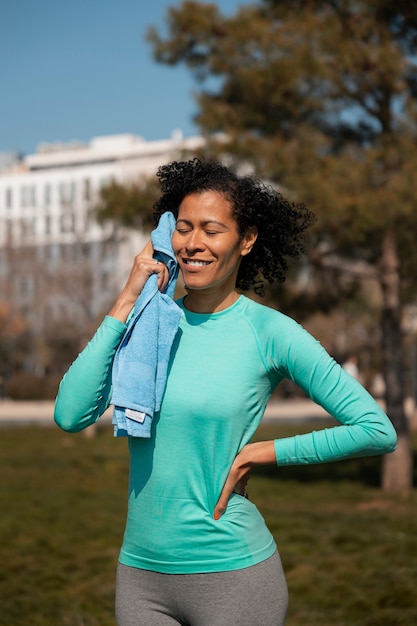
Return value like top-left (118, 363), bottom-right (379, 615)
top-left (0, 301), bottom-right (27, 382)
top-left (95, 178), bottom-right (158, 231)
top-left (147, 0), bottom-right (417, 490)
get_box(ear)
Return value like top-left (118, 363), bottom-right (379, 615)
top-left (240, 226), bottom-right (258, 257)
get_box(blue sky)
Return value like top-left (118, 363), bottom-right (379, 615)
top-left (1, 0), bottom-right (251, 155)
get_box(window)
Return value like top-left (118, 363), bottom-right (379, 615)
top-left (60, 213), bottom-right (75, 233)
top-left (44, 184), bottom-right (51, 205)
top-left (5, 188), bottom-right (12, 209)
top-left (20, 186), bottom-right (29, 207)
top-left (84, 178), bottom-right (91, 201)
top-left (59, 182), bottom-right (68, 203)
top-left (44, 215), bottom-right (51, 235)
top-left (59, 181), bottom-right (76, 204)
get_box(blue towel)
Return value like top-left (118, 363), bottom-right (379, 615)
top-left (111, 211), bottom-right (181, 437)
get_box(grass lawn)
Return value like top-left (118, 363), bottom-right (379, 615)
top-left (0, 422), bottom-right (416, 626)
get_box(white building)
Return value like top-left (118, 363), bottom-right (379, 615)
top-left (0, 132), bottom-right (204, 373)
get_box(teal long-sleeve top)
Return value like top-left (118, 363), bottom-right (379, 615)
top-left (55, 295), bottom-right (397, 574)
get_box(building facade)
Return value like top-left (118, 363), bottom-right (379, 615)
top-left (0, 132), bottom-right (204, 376)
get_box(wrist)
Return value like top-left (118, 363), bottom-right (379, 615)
top-left (108, 289), bottom-right (137, 322)
top-left (241, 440), bottom-right (276, 467)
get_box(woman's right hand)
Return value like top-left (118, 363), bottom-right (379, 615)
top-left (108, 240), bottom-right (169, 323)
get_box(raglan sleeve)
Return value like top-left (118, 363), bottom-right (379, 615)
top-left (54, 315), bottom-right (127, 432)
top-left (271, 319), bottom-right (397, 465)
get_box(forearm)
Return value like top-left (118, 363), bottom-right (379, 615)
top-left (236, 440), bottom-right (277, 467)
top-left (54, 316), bottom-right (126, 432)
top-left (108, 286), bottom-right (137, 323)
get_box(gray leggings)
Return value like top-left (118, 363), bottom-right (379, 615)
top-left (115, 551), bottom-right (288, 626)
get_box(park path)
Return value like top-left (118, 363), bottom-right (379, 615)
top-left (0, 398), bottom-right (331, 427)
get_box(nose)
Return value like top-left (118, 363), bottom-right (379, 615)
top-left (184, 229), bottom-right (204, 254)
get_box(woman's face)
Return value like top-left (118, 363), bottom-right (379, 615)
top-left (172, 190), bottom-right (257, 296)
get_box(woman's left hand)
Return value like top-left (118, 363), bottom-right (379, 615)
top-left (214, 440), bottom-right (276, 520)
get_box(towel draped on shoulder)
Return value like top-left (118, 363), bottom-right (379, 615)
top-left (111, 212), bottom-right (182, 437)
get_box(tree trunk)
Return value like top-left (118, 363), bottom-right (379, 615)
top-left (379, 230), bottom-right (413, 491)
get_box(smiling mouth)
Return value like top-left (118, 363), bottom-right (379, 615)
top-left (183, 259), bottom-right (211, 267)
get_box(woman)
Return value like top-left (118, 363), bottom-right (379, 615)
top-left (55, 159), bottom-right (397, 626)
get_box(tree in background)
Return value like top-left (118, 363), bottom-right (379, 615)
top-left (95, 178), bottom-right (158, 231)
top-left (0, 301), bottom-right (27, 384)
top-left (147, 0), bottom-right (417, 490)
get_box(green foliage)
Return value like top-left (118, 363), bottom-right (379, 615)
top-left (147, 0), bottom-right (417, 487)
top-left (147, 0), bottom-right (417, 290)
top-left (0, 423), bottom-right (416, 625)
top-left (95, 177), bottom-right (159, 231)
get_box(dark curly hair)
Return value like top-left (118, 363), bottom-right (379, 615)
top-left (153, 158), bottom-right (315, 296)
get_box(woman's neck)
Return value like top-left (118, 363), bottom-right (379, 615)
top-left (183, 289), bottom-right (240, 314)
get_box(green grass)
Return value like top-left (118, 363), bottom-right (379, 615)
top-left (1, 423), bottom-right (416, 626)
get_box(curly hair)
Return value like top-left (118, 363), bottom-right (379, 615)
top-left (153, 158), bottom-right (315, 296)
